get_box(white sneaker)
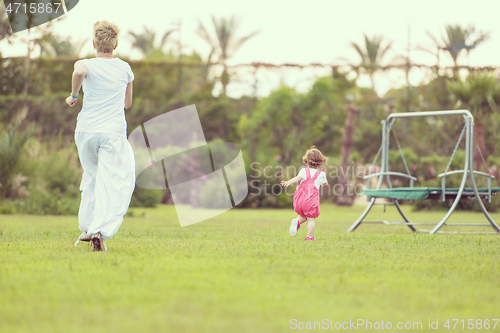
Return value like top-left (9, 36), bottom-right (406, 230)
top-left (289, 218), bottom-right (299, 237)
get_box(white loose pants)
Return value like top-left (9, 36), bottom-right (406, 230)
top-left (75, 132), bottom-right (135, 240)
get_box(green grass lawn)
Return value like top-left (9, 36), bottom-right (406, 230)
top-left (1, 203), bottom-right (499, 333)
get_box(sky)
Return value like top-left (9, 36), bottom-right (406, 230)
top-left (2, 0), bottom-right (500, 96)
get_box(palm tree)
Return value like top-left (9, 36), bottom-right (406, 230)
top-left (35, 32), bottom-right (88, 57)
top-left (424, 25), bottom-right (489, 68)
top-left (128, 27), bottom-right (174, 59)
top-left (447, 73), bottom-right (499, 170)
top-left (349, 34), bottom-right (392, 90)
top-left (196, 15), bottom-right (260, 95)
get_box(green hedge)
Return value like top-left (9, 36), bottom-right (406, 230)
top-left (0, 57), bottom-right (209, 101)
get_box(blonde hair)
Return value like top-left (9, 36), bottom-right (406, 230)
top-left (93, 20), bottom-right (120, 53)
top-left (302, 146), bottom-right (327, 169)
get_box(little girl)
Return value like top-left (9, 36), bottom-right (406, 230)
top-left (281, 146), bottom-right (328, 241)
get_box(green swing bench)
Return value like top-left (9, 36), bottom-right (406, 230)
top-left (348, 110), bottom-right (500, 235)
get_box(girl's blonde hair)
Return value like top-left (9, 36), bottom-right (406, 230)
top-left (302, 146), bottom-right (327, 169)
top-left (93, 20), bottom-right (120, 53)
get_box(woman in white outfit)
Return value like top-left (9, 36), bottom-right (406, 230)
top-left (66, 20), bottom-right (135, 251)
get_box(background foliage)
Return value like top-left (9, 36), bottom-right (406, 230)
top-left (1, 21), bottom-right (500, 214)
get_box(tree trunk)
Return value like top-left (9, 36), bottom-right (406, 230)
top-left (473, 121), bottom-right (487, 171)
top-left (334, 106), bottom-right (357, 206)
top-left (368, 70), bottom-right (375, 90)
top-left (0, 185), bottom-right (5, 202)
top-left (221, 65), bottom-right (229, 96)
top-left (23, 32), bottom-right (32, 96)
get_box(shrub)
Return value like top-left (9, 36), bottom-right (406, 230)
top-left (130, 187), bottom-right (164, 208)
top-left (1, 138), bottom-right (82, 215)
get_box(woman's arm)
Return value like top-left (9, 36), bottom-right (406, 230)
top-left (124, 82), bottom-right (133, 109)
top-left (66, 61), bottom-right (87, 107)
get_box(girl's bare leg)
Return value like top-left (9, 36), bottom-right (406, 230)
top-left (297, 215), bottom-right (307, 224)
top-left (306, 218), bottom-right (316, 238)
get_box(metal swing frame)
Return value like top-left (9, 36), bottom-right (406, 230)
top-left (348, 110), bottom-right (500, 235)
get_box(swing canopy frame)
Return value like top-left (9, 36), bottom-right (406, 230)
top-left (348, 110), bottom-right (500, 235)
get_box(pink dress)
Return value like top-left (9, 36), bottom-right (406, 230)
top-left (293, 168), bottom-right (321, 218)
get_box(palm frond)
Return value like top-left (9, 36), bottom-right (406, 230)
top-left (378, 42), bottom-right (392, 60)
top-left (470, 31), bottom-right (490, 50)
top-left (159, 29), bottom-right (175, 49)
top-left (349, 42), bottom-right (366, 65)
top-left (416, 45), bottom-right (437, 55)
top-left (425, 30), bottom-right (441, 47)
top-left (213, 16), bottom-right (231, 61)
top-left (231, 30), bottom-right (260, 55)
top-left (196, 19), bottom-right (216, 49)
top-left (128, 26), bottom-right (173, 58)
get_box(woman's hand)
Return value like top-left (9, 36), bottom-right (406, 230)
top-left (281, 180), bottom-right (290, 187)
top-left (66, 96), bottom-right (77, 106)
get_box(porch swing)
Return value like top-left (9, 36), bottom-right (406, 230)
top-left (347, 110), bottom-right (500, 234)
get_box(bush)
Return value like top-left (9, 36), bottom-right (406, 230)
top-left (413, 195), bottom-right (499, 213)
top-left (130, 187), bottom-right (164, 208)
top-left (239, 162), bottom-right (293, 209)
top-left (0, 94), bottom-right (77, 140)
top-left (1, 138), bottom-right (82, 215)
top-left (0, 200), bottom-right (16, 214)
top-left (0, 117), bottom-right (34, 200)
top-left (8, 188), bottom-right (80, 215)
top-left (0, 57), bottom-right (210, 100)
